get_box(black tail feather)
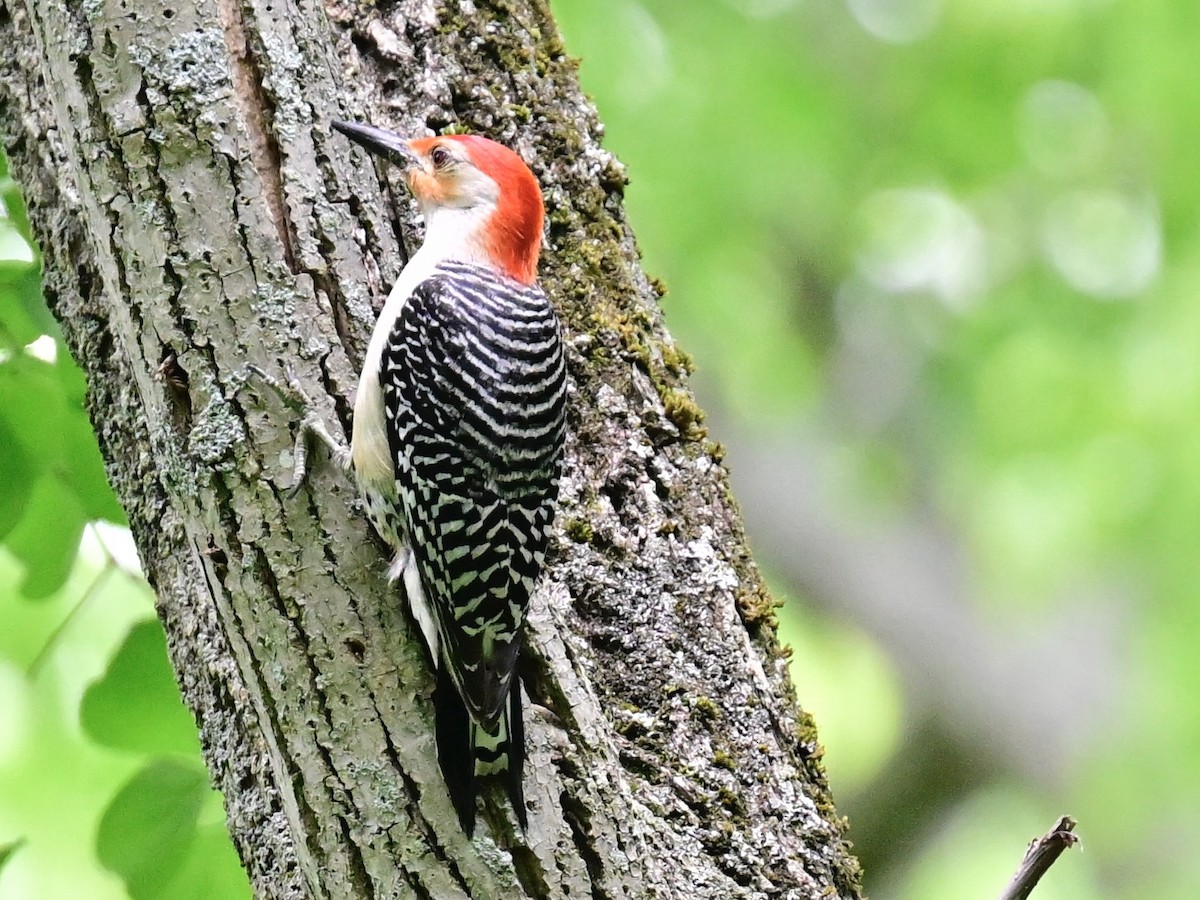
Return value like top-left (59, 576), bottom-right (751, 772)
top-left (433, 664), bottom-right (476, 835)
top-left (507, 680), bottom-right (528, 831)
top-left (435, 668), bottom-right (529, 835)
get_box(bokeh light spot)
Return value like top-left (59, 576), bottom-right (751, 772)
top-left (1042, 190), bottom-right (1161, 299)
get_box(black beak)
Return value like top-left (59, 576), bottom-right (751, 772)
top-left (332, 120), bottom-right (419, 167)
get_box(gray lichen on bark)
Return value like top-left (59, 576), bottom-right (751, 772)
top-left (0, 0), bottom-right (862, 896)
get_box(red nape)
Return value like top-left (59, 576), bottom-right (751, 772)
top-left (448, 135), bottom-right (544, 284)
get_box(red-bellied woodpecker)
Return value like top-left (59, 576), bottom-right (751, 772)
top-left (270, 120), bottom-right (567, 834)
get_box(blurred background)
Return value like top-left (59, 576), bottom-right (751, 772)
top-left (2, 0), bottom-right (1197, 896)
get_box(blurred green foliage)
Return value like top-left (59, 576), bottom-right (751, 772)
top-left (3, 0), bottom-right (1199, 897)
top-left (554, 1), bottom-right (1200, 897)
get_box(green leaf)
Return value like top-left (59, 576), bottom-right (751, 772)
top-left (0, 418), bottom-right (33, 542)
top-left (60, 398), bottom-right (125, 525)
top-left (0, 348), bottom-right (123, 569)
top-left (82, 620), bottom-right (201, 756)
top-left (0, 354), bottom-right (68, 469)
top-left (0, 259), bottom-right (52, 347)
top-left (0, 222), bottom-right (34, 266)
top-left (154, 823), bottom-right (252, 900)
top-left (4, 474), bottom-right (87, 599)
top-left (0, 172), bottom-right (38, 246)
top-left (51, 343), bottom-right (126, 524)
top-left (96, 760), bottom-right (208, 899)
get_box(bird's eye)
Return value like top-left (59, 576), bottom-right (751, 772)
top-left (431, 146), bottom-right (452, 169)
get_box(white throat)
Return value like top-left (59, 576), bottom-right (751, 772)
top-left (411, 202), bottom-right (496, 275)
top-left (377, 202), bottom-right (496, 347)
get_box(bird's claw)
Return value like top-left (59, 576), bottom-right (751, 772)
top-left (242, 363), bottom-right (353, 492)
top-left (245, 363), bottom-right (310, 416)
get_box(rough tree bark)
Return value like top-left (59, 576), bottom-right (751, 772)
top-left (0, 0), bottom-right (862, 897)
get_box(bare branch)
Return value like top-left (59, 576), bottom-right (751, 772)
top-left (1000, 816), bottom-right (1080, 900)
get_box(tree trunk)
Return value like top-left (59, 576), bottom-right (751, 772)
top-left (0, 0), bottom-right (862, 896)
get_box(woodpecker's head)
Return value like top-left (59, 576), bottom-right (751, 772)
top-left (333, 119), bottom-right (544, 285)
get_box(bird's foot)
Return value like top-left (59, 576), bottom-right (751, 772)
top-left (244, 364), bottom-right (352, 495)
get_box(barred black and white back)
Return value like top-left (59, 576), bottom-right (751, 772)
top-left (372, 260), bottom-right (566, 832)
